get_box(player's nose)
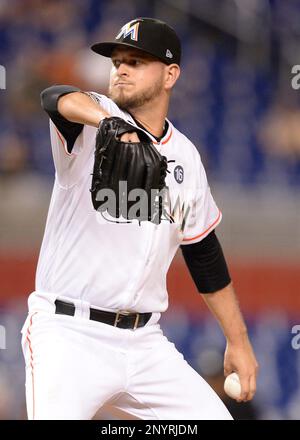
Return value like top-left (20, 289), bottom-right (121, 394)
top-left (116, 62), bottom-right (130, 77)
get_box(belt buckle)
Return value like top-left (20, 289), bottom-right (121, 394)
top-left (114, 310), bottom-right (131, 327)
top-left (114, 310), bottom-right (140, 330)
top-left (133, 313), bottom-right (140, 330)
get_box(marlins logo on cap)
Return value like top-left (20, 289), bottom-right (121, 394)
top-left (116, 20), bottom-right (140, 42)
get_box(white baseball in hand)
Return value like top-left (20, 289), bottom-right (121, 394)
top-left (224, 372), bottom-right (242, 400)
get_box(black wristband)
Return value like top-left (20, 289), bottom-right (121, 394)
top-left (180, 230), bottom-right (231, 294)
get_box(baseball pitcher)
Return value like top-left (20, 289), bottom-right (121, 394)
top-left (21, 18), bottom-right (258, 420)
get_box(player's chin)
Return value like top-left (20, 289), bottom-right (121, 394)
top-left (110, 91), bottom-right (134, 108)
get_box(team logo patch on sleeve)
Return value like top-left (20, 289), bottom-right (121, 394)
top-left (174, 165), bottom-right (184, 184)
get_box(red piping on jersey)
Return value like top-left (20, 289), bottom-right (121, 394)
top-left (25, 312), bottom-right (38, 420)
top-left (153, 127), bottom-right (173, 145)
top-left (182, 209), bottom-right (222, 242)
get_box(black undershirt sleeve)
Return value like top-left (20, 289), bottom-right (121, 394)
top-left (180, 230), bottom-right (231, 294)
top-left (40, 85), bottom-right (84, 153)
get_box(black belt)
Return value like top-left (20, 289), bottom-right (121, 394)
top-left (54, 299), bottom-right (152, 330)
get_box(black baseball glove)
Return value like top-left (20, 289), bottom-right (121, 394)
top-left (90, 117), bottom-right (168, 224)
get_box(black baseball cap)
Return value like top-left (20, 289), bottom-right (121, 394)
top-left (91, 17), bottom-right (181, 66)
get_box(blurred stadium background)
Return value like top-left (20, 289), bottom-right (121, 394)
top-left (0, 0), bottom-right (300, 420)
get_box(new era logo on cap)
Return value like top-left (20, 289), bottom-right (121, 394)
top-left (166, 49), bottom-right (173, 59)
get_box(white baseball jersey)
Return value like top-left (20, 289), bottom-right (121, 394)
top-left (33, 93), bottom-right (221, 313)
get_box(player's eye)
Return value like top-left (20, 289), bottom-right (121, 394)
top-left (129, 59), bottom-right (142, 66)
top-left (112, 58), bottom-right (143, 68)
top-left (112, 59), bottom-right (121, 68)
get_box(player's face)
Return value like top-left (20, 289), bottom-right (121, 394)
top-left (108, 47), bottom-right (166, 110)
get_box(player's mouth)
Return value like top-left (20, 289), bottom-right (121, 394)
top-left (114, 82), bottom-right (133, 87)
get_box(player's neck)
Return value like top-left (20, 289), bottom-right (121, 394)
top-left (127, 97), bottom-right (169, 138)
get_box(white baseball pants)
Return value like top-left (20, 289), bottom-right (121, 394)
top-left (21, 295), bottom-right (232, 420)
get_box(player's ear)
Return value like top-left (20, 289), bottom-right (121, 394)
top-left (164, 64), bottom-right (180, 91)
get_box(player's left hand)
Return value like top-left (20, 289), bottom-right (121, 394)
top-left (223, 333), bottom-right (259, 403)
